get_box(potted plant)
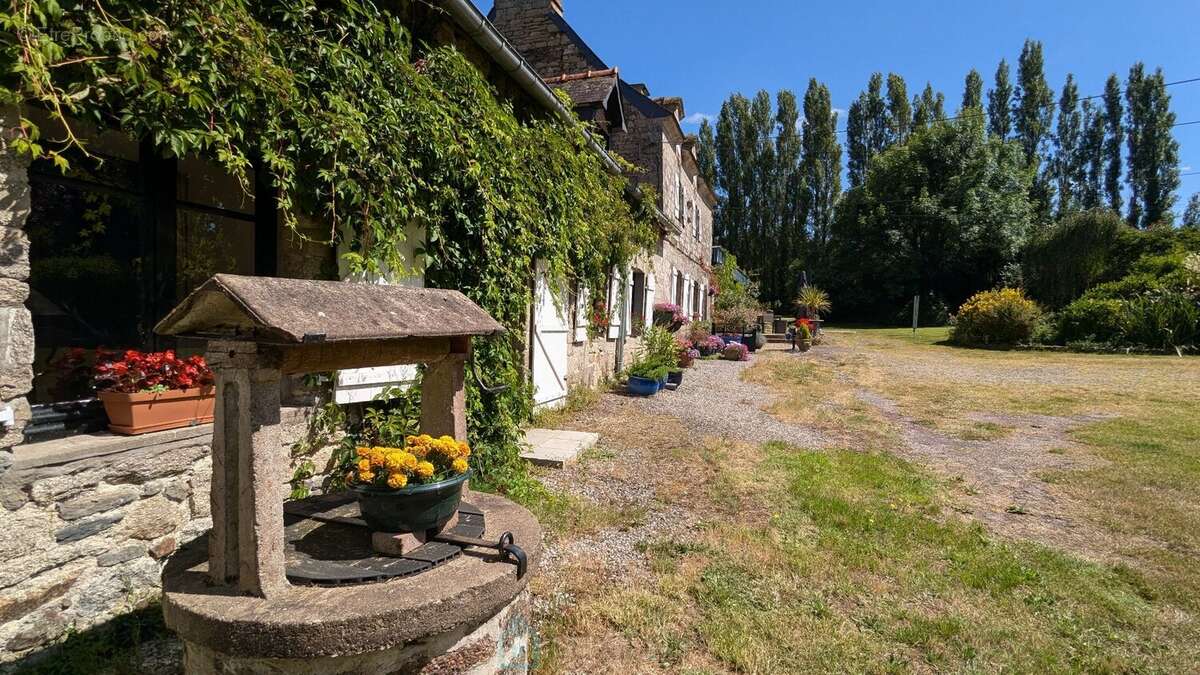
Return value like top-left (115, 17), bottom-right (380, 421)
top-left (93, 349), bottom-right (215, 435)
top-left (666, 367), bottom-right (684, 389)
top-left (796, 321), bottom-right (813, 352)
top-left (626, 359), bottom-right (667, 396)
top-left (346, 435), bottom-right (473, 533)
top-left (652, 302), bottom-right (689, 332)
top-left (795, 285), bottom-right (832, 322)
top-left (722, 343), bottom-right (750, 362)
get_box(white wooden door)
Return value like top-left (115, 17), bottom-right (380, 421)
top-left (532, 261), bottom-right (570, 409)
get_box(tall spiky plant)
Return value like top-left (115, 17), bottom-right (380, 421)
top-left (795, 285), bottom-right (832, 319)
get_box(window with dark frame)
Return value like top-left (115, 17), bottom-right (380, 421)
top-left (23, 137), bottom-right (277, 442)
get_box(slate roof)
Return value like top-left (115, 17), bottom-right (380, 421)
top-left (547, 72), bottom-right (618, 107)
top-left (156, 274), bottom-right (505, 344)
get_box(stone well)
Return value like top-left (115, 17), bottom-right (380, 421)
top-left (154, 275), bottom-right (541, 674)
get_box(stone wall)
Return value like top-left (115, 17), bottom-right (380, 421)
top-left (490, 1), bottom-right (601, 80)
top-left (0, 408), bottom-right (324, 667)
top-left (0, 107), bottom-right (34, 470)
top-left (0, 428), bottom-right (211, 664)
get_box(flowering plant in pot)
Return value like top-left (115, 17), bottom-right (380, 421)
top-left (652, 302), bottom-right (689, 331)
top-left (722, 343), bottom-right (750, 362)
top-left (697, 335), bottom-right (725, 357)
top-left (346, 435), bottom-right (472, 533)
top-left (92, 349), bottom-right (215, 435)
top-left (796, 321), bottom-right (813, 352)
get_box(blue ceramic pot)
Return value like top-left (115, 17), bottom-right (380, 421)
top-left (627, 376), bottom-right (660, 396)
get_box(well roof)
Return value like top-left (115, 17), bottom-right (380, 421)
top-left (156, 274), bottom-right (505, 344)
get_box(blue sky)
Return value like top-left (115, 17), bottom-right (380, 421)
top-left (474, 0), bottom-right (1200, 214)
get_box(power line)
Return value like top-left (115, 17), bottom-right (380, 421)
top-left (829, 74), bottom-right (1200, 135)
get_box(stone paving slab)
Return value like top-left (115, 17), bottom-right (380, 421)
top-left (520, 428), bottom-right (599, 468)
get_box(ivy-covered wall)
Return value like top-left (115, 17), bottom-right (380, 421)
top-left (1, 0), bottom-right (659, 487)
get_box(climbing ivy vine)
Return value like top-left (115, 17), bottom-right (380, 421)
top-left (1, 0), bottom-right (659, 488)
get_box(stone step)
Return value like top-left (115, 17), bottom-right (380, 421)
top-left (520, 428), bottom-right (599, 468)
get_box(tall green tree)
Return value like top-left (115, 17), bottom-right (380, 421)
top-left (697, 118), bottom-right (718, 195)
top-left (1054, 74), bottom-right (1084, 215)
top-left (1125, 64), bottom-right (1181, 228)
top-left (801, 79), bottom-right (842, 260)
top-left (913, 83), bottom-right (945, 129)
top-left (1014, 40), bottom-right (1055, 163)
top-left (962, 68), bottom-right (984, 113)
top-left (886, 73), bottom-right (912, 144)
top-left (1184, 193), bottom-right (1200, 229)
top-left (1079, 98), bottom-right (1105, 209)
top-left (1014, 40), bottom-right (1055, 222)
top-left (826, 115), bottom-right (1032, 322)
top-left (714, 95), bottom-right (749, 251)
top-left (771, 89), bottom-right (804, 304)
top-left (846, 73), bottom-right (888, 187)
top-left (987, 59), bottom-right (1013, 138)
top-left (1102, 74), bottom-right (1125, 213)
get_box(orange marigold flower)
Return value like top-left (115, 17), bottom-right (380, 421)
top-left (387, 473), bottom-right (408, 489)
top-left (452, 458), bottom-right (469, 474)
top-left (357, 458), bottom-right (371, 473)
top-left (359, 470), bottom-right (375, 483)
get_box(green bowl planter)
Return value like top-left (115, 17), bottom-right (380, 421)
top-left (352, 471), bottom-right (471, 534)
top-left (667, 369), bottom-right (684, 387)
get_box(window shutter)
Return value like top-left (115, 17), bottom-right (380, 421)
top-left (645, 272), bottom-right (656, 328)
top-left (607, 267), bottom-right (622, 340)
top-left (572, 283), bottom-right (588, 343)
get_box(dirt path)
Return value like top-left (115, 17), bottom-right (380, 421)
top-left (540, 336), bottom-right (1151, 569)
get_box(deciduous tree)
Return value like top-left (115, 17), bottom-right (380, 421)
top-left (1125, 64), bottom-right (1181, 228)
top-left (987, 59), bottom-right (1013, 139)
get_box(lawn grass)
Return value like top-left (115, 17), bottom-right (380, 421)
top-left (540, 441), bottom-right (1197, 673)
top-left (533, 328), bottom-right (1200, 673)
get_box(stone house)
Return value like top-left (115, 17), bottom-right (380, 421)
top-left (0, 0), bottom-right (661, 663)
top-left (491, 0), bottom-right (719, 398)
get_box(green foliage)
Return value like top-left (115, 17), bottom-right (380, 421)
top-left (1057, 298), bottom-right (1126, 344)
top-left (712, 253), bottom-right (763, 327)
top-left (639, 325), bottom-right (681, 369)
top-left (1, 0), bottom-right (657, 491)
top-left (951, 288), bottom-right (1043, 346)
top-left (794, 284), bottom-right (831, 319)
top-left (1022, 209), bottom-right (1126, 308)
top-left (826, 115), bottom-right (1033, 323)
top-left (987, 59), bottom-right (1013, 139)
top-left (1125, 64), bottom-right (1181, 228)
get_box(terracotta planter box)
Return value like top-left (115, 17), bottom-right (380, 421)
top-left (98, 387), bottom-right (216, 435)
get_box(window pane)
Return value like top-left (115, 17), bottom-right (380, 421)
top-left (27, 154), bottom-right (147, 404)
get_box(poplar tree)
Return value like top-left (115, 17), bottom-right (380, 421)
top-left (913, 83), bottom-right (944, 130)
top-left (772, 90), bottom-right (804, 303)
top-left (1014, 40), bottom-right (1054, 164)
top-left (987, 59), bottom-right (1013, 138)
top-left (801, 79), bottom-right (842, 259)
top-left (1125, 64), bottom-right (1180, 228)
top-left (1102, 74), bottom-right (1124, 214)
top-left (697, 118), bottom-right (718, 196)
top-left (962, 68), bottom-right (984, 113)
top-left (846, 73), bottom-right (888, 186)
top-left (1184, 193), bottom-right (1200, 229)
top-left (886, 73), bottom-right (911, 144)
top-left (1014, 40), bottom-right (1055, 221)
top-left (714, 95), bottom-right (748, 250)
top-left (1079, 98), bottom-right (1105, 209)
top-left (1054, 74), bottom-right (1083, 215)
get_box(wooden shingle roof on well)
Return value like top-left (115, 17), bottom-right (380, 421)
top-left (156, 274), bottom-right (505, 344)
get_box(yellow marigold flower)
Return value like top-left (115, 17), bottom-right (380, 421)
top-left (401, 452), bottom-right (419, 471)
top-left (355, 446), bottom-right (371, 458)
top-left (369, 448), bottom-right (386, 469)
top-left (452, 458), bottom-right (469, 474)
top-left (415, 461), bottom-right (435, 479)
top-left (384, 452), bottom-right (407, 472)
top-left (405, 435), bottom-right (418, 446)
top-left (387, 473), bottom-right (408, 489)
top-left (439, 435), bottom-right (455, 444)
top-left (359, 470), bottom-right (375, 483)
top-left (456, 441), bottom-right (471, 458)
top-left (357, 458), bottom-right (371, 473)
top-left (418, 434), bottom-right (433, 444)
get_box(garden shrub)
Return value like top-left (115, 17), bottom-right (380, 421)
top-left (950, 288), bottom-right (1042, 346)
top-left (1057, 298), bottom-right (1127, 344)
top-left (1122, 291), bottom-right (1199, 352)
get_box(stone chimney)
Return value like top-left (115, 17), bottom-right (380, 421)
top-left (491, 0), bottom-right (564, 20)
